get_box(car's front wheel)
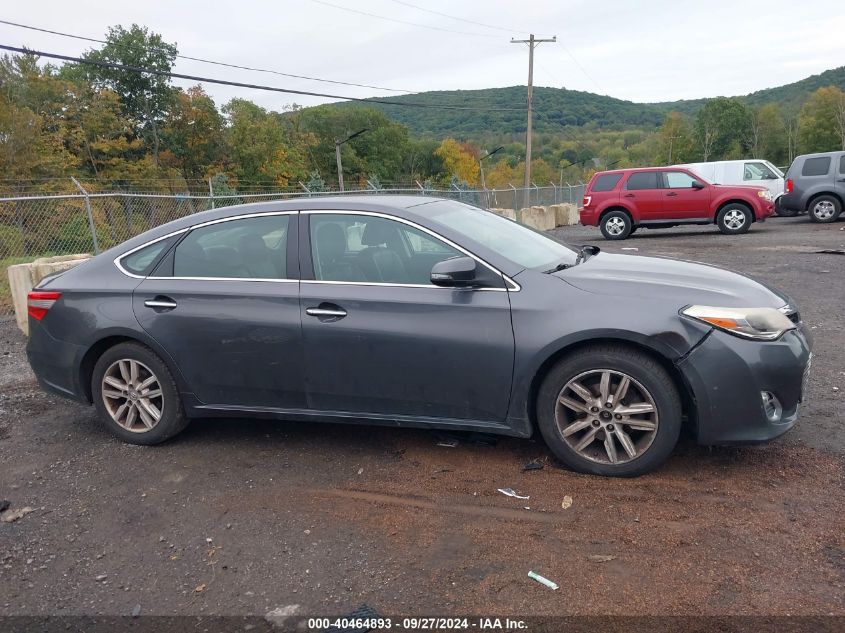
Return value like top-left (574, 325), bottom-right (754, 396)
top-left (92, 342), bottom-right (189, 445)
top-left (599, 211), bottom-right (633, 240)
top-left (716, 204), bottom-right (752, 235)
top-left (536, 345), bottom-right (682, 477)
top-left (808, 195), bottom-right (841, 223)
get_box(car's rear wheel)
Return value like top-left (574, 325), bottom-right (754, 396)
top-left (808, 195), bottom-right (841, 223)
top-left (716, 204), bottom-right (752, 235)
top-left (599, 211), bottom-right (632, 240)
top-left (92, 342), bottom-right (188, 445)
top-left (536, 345), bottom-right (682, 477)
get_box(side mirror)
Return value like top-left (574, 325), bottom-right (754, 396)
top-left (431, 256), bottom-right (477, 287)
top-left (691, 180), bottom-right (705, 190)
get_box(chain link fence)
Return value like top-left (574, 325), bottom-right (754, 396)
top-left (0, 181), bottom-right (585, 316)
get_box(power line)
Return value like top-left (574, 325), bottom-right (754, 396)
top-left (386, 0), bottom-right (538, 35)
top-left (0, 18), bottom-right (416, 93)
top-left (310, 0), bottom-right (499, 39)
top-left (0, 44), bottom-right (526, 112)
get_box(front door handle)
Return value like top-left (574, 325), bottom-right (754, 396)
top-left (665, 192), bottom-right (678, 196)
top-left (306, 303), bottom-right (347, 320)
top-left (623, 193), bottom-right (635, 198)
top-left (144, 296), bottom-right (177, 310)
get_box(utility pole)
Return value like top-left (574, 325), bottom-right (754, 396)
top-left (334, 128), bottom-right (368, 192)
top-left (511, 34), bottom-right (556, 209)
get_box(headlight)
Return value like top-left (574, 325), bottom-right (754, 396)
top-left (757, 190), bottom-right (774, 201)
top-left (681, 305), bottom-right (796, 340)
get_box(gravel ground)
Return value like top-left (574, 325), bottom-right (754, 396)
top-left (0, 216), bottom-right (843, 621)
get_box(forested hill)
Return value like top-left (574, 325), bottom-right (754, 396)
top-left (355, 66), bottom-right (845, 138)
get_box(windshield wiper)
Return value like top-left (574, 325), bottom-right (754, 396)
top-left (543, 261), bottom-right (571, 273)
top-left (575, 244), bottom-right (600, 265)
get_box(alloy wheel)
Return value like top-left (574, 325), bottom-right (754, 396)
top-left (723, 209), bottom-right (746, 230)
top-left (813, 200), bottom-right (835, 220)
top-left (605, 217), bottom-right (626, 236)
top-left (101, 359), bottom-right (164, 432)
top-left (555, 369), bottom-right (659, 465)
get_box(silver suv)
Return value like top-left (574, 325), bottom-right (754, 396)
top-left (780, 151), bottom-right (845, 222)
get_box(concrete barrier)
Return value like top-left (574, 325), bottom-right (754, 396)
top-left (517, 206), bottom-right (556, 231)
top-left (8, 254), bottom-right (90, 335)
top-left (489, 207), bottom-right (517, 221)
top-left (550, 203), bottom-right (580, 226)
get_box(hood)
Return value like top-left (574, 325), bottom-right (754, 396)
top-left (555, 252), bottom-right (790, 308)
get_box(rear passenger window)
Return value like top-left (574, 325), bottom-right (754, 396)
top-left (591, 173), bottom-right (623, 192)
top-left (173, 215), bottom-right (290, 279)
top-left (802, 157), bottom-right (831, 177)
top-left (625, 172), bottom-right (659, 190)
top-left (839, 156), bottom-right (845, 174)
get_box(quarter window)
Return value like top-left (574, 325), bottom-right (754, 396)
top-left (119, 237), bottom-right (175, 276)
top-left (173, 215), bottom-right (290, 279)
top-left (801, 157), bottom-right (831, 177)
top-left (662, 171), bottom-right (699, 188)
top-left (310, 214), bottom-right (461, 285)
top-left (625, 172), bottom-right (659, 190)
top-left (839, 155), bottom-right (845, 175)
top-left (591, 173), bottom-right (623, 192)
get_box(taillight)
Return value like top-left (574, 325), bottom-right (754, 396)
top-left (785, 178), bottom-right (793, 193)
top-left (27, 291), bottom-right (61, 321)
top-left (582, 195), bottom-right (592, 207)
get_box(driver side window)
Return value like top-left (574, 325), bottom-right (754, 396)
top-left (310, 214), bottom-right (460, 285)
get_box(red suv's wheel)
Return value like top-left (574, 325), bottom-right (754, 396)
top-left (599, 211), bottom-right (632, 240)
top-left (716, 204), bottom-right (752, 235)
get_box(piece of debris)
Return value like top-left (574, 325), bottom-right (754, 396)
top-left (588, 554), bottom-right (617, 563)
top-left (265, 605), bottom-right (302, 629)
top-left (436, 440), bottom-right (458, 448)
top-left (131, 604), bottom-right (141, 618)
top-left (0, 500), bottom-right (9, 513)
top-left (357, 467), bottom-right (364, 475)
top-left (194, 583), bottom-right (206, 593)
top-left (95, 575), bottom-right (108, 582)
top-left (561, 495), bottom-right (573, 510)
top-left (816, 249), bottom-right (845, 255)
top-left (498, 487), bottom-right (530, 500)
top-left (206, 537), bottom-right (213, 543)
top-left (621, 247), bottom-right (639, 251)
top-left (528, 571), bottom-right (559, 590)
top-left (1, 506), bottom-right (34, 523)
top-left (834, 386), bottom-right (840, 392)
top-left (522, 460), bottom-right (544, 472)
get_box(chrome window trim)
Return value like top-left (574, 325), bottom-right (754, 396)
top-left (113, 210), bottom-right (297, 281)
top-left (304, 209), bottom-right (520, 292)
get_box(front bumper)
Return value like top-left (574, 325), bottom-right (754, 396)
top-left (677, 326), bottom-right (812, 445)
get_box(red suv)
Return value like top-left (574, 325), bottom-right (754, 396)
top-left (580, 167), bottom-right (775, 240)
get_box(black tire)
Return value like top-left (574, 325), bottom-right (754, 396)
top-left (91, 342), bottom-right (188, 445)
top-left (775, 200), bottom-right (799, 217)
top-left (536, 345), bottom-right (682, 477)
top-left (808, 195), bottom-right (842, 223)
top-left (599, 210), bottom-right (633, 240)
top-left (716, 203), bottom-right (752, 235)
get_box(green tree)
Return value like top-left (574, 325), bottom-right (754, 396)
top-left (755, 104), bottom-right (787, 164)
top-left (798, 86), bottom-right (845, 153)
top-left (161, 85), bottom-right (225, 181)
top-left (695, 97), bottom-right (751, 160)
top-left (81, 24), bottom-right (178, 165)
top-left (657, 112), bottom-right (696, 164)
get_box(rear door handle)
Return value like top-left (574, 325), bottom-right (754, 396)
top-left (665, 192), bottom-right (678, 197)
top-left (144, 297), bottom-right (177, 310)
top-left (623, 193), bottom-right (635, 198)
top-left (306, 303), bottom-right (347, 320)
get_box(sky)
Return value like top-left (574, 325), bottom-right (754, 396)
top-left (1, 0), bottom-right (844, 112)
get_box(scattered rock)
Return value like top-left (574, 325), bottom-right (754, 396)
top-left (588, 554), bottom-right (617, 563)
top-left (95, 574), bottom-right (108, 582)
top-left (1, 506), bottom-right (34, 523)
top-left (194, 583), bottom-right (206, 593)
top-left (522, 460), bottom-right (544, 472)
top-left (561, 496), bottom-right (573, 510)
top-left (0, 500), bottom-right (9, 513)
top-left (131, 604), bottom-right (141, 617)
top-left (265, 605), bottom-right (301, 629)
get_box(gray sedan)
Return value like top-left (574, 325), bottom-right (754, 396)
top-left (26, 196), bottom-right (812, 476)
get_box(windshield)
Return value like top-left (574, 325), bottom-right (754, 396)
top-left (424, 201), bottom-right (576, 270)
